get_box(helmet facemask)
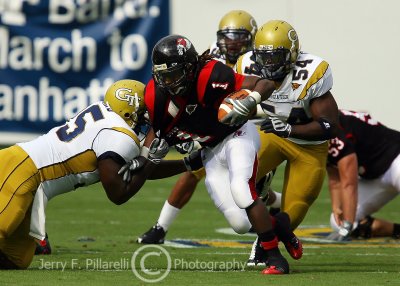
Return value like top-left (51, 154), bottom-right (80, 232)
top-left (217, 29), bottom-right (252, 63)
top-left (254, 48), bottom-right (292, 81)
top-left (153, 62), bottom-right (195, 97)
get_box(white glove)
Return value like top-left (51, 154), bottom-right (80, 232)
top-left (118, 157), bottom-right (147, 183)
top-left (147, 138), bottom-right (169, 164)
top-left (118, 138), bottom-right (169, 183)
top-left (221, 91), bottom-right (261, 126)
top-left (326, 220), bottom-right (353, 241)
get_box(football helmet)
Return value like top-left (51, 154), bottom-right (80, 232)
top-left (217, 10), bottom-right (257, 63)
top-left (104, 79), bottom-right (146, 129)
top-left (152, 35), bottom-right (198, 97)
top-left (254, 20), bottom-right (300, 80)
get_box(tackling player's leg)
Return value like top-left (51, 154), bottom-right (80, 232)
top-left (0, 146), bottom-right (39, 269)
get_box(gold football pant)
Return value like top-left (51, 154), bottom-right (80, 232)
top-left (257, 133), bottom-right (328, 229)
top-left (189, 130), bottom-right (327, 230)
top-left (0, 145), bottom-right (40, 269)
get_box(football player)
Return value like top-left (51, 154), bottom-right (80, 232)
top-left (326, 110), bottom-right (400, 241)
top-left (137, 11), bottom-right (281, 252)
top-left (0, 79), bottom-right (199, 269)
top-left (139, 33), bottom-right (305, 274)
top-left (232, 20), bottom-right (339, 261)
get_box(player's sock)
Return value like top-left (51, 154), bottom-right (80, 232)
top-left (392, 223), bottom-right (400, 239)
top-left (269, 191), bottom-right (281, 208)
top-left (258, 230), bottom-right (289, 274)
top-left (157, 200), bottom-right (181, 231)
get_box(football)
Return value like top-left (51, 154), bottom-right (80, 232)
top-left (218, 89), bottom-right (251, 123)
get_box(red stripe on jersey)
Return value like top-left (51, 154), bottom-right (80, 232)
top-left (234, 73), bottom-right (245, 91)
top-left (144, 79), bottom-right (156, 123)
top-left (197, 60), bottom-right (218, 105)
top-left (249, 154), bottom-right (259, 200)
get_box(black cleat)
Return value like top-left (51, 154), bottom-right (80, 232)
top-left (35, 234), bottom-right (52, 255)
top-left (261, 253), bottom-right (289, 275)
top-left (137, 223), bottom-right (167, 244)
top-left (247, 238), bottom-right (268, 267)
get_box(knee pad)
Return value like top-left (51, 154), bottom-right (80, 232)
top-left (230, 178), bottom-right (255, 209)
top-left (223, 209), bottom-right (251, 234)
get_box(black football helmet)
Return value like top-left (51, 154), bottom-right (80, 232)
top-left (152, 35), bottom-right (199, 97)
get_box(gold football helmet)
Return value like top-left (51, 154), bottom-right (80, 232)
top-left (254, 20), bottom-right (300, 80)
top-left (104, 79), bottom-right (146, 128)
top-left (217, 10), bottom-right (257, 64)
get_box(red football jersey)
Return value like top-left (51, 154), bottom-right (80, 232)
top-left (145, 60), bottom-right (245, 147)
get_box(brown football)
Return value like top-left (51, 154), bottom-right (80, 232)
top-left (218, 89), bottom-right (251, 123)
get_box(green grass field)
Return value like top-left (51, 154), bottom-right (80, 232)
top-left (2, 154), bottom-right (399, 285)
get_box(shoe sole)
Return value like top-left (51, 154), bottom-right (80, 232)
top-left (136, 237), bottom-right (164, 244)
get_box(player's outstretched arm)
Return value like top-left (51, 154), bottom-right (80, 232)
top-left (98, 156), bottom-right (157, 205)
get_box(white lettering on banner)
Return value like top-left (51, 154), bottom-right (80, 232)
top-left (0, 27), bottom-right (97, 72)
top-left (0, 77), bottom-right (114, 121)
top-left (109, 30), bottom-right (147, 71)
top-left (0, 0), bottom-right (40, 26)
top-left (49, 0), bottom-right (149, 24)
top-left (0, 26), bottom-right (147, 72)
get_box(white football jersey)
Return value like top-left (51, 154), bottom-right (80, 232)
top-left (18, 101), bottom-right (140, 200)
top-left (236, 51), bottom-right (333, 145)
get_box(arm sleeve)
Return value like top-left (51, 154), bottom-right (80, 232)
top-left (93, 128), bottom-right (140, 163)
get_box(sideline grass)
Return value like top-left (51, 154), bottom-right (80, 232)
top-left (1, 160), bottom-right (399, 285)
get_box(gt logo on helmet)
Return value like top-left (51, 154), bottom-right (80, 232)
top-left (115, 88), bottom-right (139, 106)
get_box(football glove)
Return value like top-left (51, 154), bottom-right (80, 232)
top-left (221, 92), bottom-right (260, 126)
top-left (183, 149), bottom-right (203, 171)
top-left (148, 138), bottom-right (169, 164)
top-left (175, 141), bottom-right (194, 154)
top-left (118, 156), bottom-right (147, 183)
top-left (260, 116), bottom-right (292, 138)
top-left (326, 220), bottom-right (353, 242)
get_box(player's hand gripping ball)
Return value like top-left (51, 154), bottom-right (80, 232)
top-left (218, 89), bottom-right (255, 124)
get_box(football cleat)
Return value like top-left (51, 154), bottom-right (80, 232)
top-left (261, 253), bottom-right (289, 275)
top-left (283, 236), bottom-right (303, 260)
top-left (247, 238), bottom-right (268, 267)
top-left (34, 233), bottom-right (52, 255)
top-left (274, 212), bottom-right (303, 260)
top-left (137, 223), bottom-right (167, 244)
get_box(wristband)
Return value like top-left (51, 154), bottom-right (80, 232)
top-left (317, 117), bottom-right (333, 140)
top-left (248, 91), bottom-right (262, 104)
top-left (140, 146), bottom-right (149, 158)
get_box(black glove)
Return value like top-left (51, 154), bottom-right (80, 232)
top-left (260, 116), bottom-right (292, 138)
top-left (175, 141), bottom-right (194, 154)
top-left (183, 150), bottom-right (203, 171)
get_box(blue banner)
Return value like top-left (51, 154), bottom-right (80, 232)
top-left (0, 0), bottom-right (169, 144)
